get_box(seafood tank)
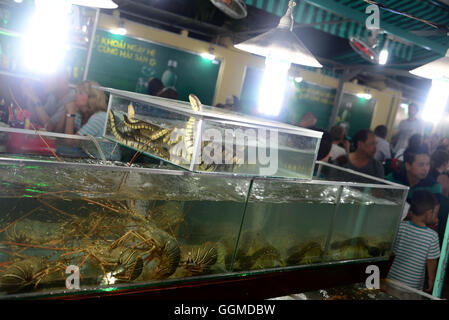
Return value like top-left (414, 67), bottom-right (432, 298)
top-left (0, 143), bottom-right (408, 299)
top-left (102, 87), bottom-right (322, 179)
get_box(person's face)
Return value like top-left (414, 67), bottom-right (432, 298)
top-left (405, 154), bottom-right (430, 180)
top-left (75, 88), bottom-right (88, 112)
top-left (426, 205), bottom-right (439, 226)
top-left (408, 105), bottom-right (418, 118)
top-left (359, 133), bottom-right (377, 158)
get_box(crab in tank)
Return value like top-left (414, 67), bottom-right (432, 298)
top-left (170, 242), bottom-right (219, 278)
top-left (286, 241), bottom-right (325, 265)
top-left (326, 237), bottom-right (373, 261)
top-left (216, 230), bottom-right (284, 272)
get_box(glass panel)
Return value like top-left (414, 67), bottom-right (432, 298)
top-left (0, 158), bottom-right (250, 297)
top-left (105, 94), bottom-right (196, 170)
top-left (199, 119), bottom-right (319, 179)
top-left (103, 90), bottom-right (322, 179)
top-left (314, 162), bottom-right (392, 185)
top-left (325, 186), bottom-right (405, 262)
top-left (234, 179), bottom-right (339, 272)
top-left (0, 127), bottom-right (122, 162)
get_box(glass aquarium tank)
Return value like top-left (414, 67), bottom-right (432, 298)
top-left (0, 151), bottom-right (408, 299)
top-left (102, 87), bottom-right (322, 179)
top-left (0, 127), bottom-right (122, 162)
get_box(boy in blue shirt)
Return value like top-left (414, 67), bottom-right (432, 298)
top-left (387, 190), bottom-right (440, 292)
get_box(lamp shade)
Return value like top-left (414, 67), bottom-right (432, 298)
top-left (70, 0), bottom-right (118, 9)
top-left (410, 50), bottom-right (449, 81)
top-left (234, 0), bottom-right (322, 68)
top-left (235, 28), bottom-right (322, 67)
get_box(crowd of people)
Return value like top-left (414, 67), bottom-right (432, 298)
top-left (5, 72), bottom-right (182, 162)
top-left (16, 74), bottom-right (181, 137)
top-left (17, 70), bottom-right (108, 138)
top-left (309, 104), bottom-right (449, 293)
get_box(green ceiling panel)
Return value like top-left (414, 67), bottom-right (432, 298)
top-left (266, 0), bottom-right (275, 13)
top-left (305, 4), bottom-right (315, 24)
top-left (244, 0), bottom-right (448, 66)
top-left (295, 0), bottom-right (306, 23)
top-left (323, 11), bottom-right (332, 33)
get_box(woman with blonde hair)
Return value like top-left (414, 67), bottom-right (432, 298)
top-left (58, 80), bottom-right (108, 137)
top-left (58, 80), bottom-right (121, 160)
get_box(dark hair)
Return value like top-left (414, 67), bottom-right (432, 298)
top-left (374, 125), bottom-right (387, 139)
top-left (352, 129), bottom-right (373, 150)
top-left (158, 87), bottom-right (179, 100)
top-left (404, 145), bottom-right (430, 165)
top-left (436, 144), bottom-right (449, 152)
top-left (330, 126), bottom-right (345, 142)
top-left (147, 78), bottom-right (164, 96)
top-left (410, 190), bottom-right (438, 216)
top-left (408, 134), bottom-right (423, 149)
top-left (317, 130), bottom-right (332, 161)
top-left (431, 150), bottom-right (449, 171)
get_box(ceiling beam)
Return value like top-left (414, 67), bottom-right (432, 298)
top-left (303, 0), bottom-right (448, 57)
top-left (114, 0), bottom-right (230, 36)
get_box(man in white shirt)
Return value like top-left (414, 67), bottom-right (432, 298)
top-left (374, 125), bottom-right (391, 163)
top-left (393, 104), bottom-right (424, 155)
top-left (330, 125), bottom-right (349, 162)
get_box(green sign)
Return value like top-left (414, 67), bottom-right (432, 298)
top-left (87, 29), bottom-right (221, 105)
top-left (284, 81), bottom-right (336, 128)
top-left (336, 93), bottom-right (376, 138)
top-left (240, 66), bottom-right (336, 128)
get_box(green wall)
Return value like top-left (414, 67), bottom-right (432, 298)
top-left (86, 29), bottom-right (221, 105)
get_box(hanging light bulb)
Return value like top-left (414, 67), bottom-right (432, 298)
top-left (422, 79), bottom-right (449, 125)
top-left (234, 1), bottom-right (321, 116)
top-left (70, 0), bottom-right (118, 9)
top-left (258, 57), bottom-right (291, 116)
top-left (22, 0), bottom-right (71, 74)
top-left (379, 38), bottom-right (389, 65)
top-left (234, 1), bottom-right (321, 68)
